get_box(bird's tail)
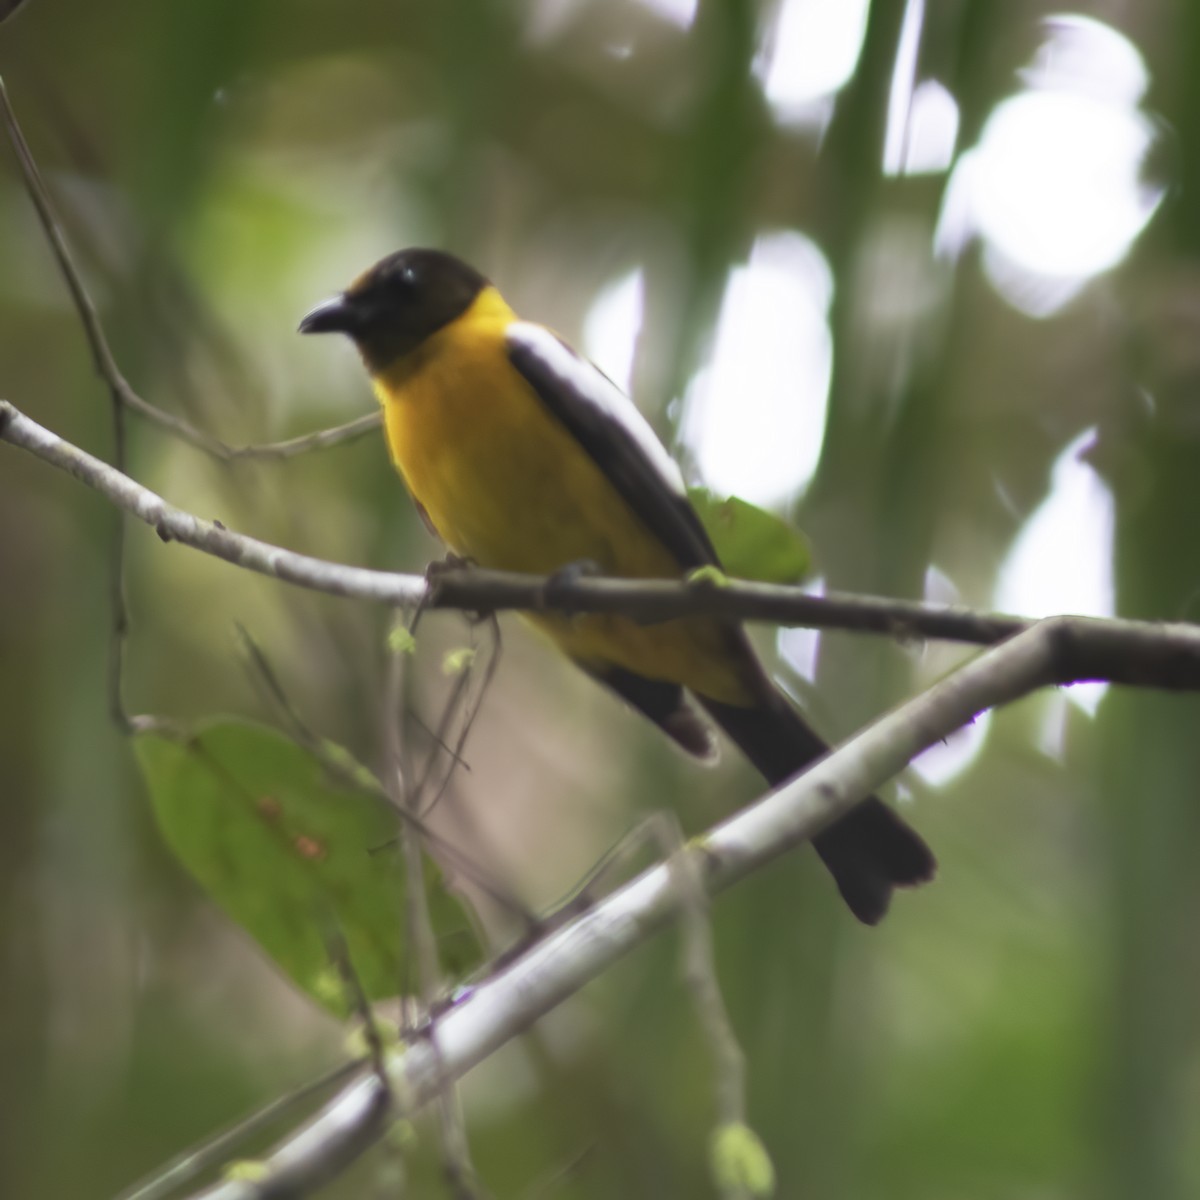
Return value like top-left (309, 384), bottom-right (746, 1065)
top-left (699, 689), bottom-right (935, 924)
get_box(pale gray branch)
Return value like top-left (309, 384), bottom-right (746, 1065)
top-left (0, 399), bottom-right (425, 605)
top-left (183, 617), bottom-right (1075, 1200)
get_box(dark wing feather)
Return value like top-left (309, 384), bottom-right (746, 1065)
top-left (579, 663), bottom-right (717, 761)
top-left (505, 323), bottom-right (937, 924)
top-left (506, 323), bottom-right (718, 572)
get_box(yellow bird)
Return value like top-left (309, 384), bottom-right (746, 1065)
top-left (300, 248), bottom-right (934, 923)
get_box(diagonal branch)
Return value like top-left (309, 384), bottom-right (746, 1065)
top-left (113, 1061), bottom-right (365, 1200)
top-left (0, 399), bottom-right (426, 605)
top-left (178, 616), bottom-right (1079, 1199)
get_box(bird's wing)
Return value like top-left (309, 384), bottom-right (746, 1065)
top-left (505, 321), bottom-right (719, 571)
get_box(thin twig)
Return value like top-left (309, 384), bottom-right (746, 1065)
top-left (407, 709), bottom-right (473, 772)
top-left (383, 612), bottom-right (440, 1012)
top-left (657, 814), bottom-right (747, 1139)
top-left (0, 75), bottom-right (137, 731)
top-left (0, 75), bottom-right (222, 453)
top-left (415, 617), bottom-right (502, 820)
top-left (412, 667), bottom-right (475, 818)
top-left (107, 388), bottom-right (134, 733)
top-left (523, 1145), bottom-right (594, 1199)
top-left (222, 412), bottom-right (383, 461)
top-left (386, 613), bottom-right (491, 1199)
top-left (423, 623), bottom-right (500, 1200)
top-left (324, 925), bottom-right (391, 1100)
top-left (0, 74), bottom-right (381, 463)
top-left (113, 1058), bottom-right (364, 1200)
top-left (234, 622), bottom-right (524, 918)
top-left (0, 75), bottom-right (128, 389)
top-left (543, 811), bottom-right (751, 1185)
top-left (236, 624), bottom-right (325, 750)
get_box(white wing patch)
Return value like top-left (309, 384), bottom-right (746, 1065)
top-left (506, 321), bottom-right (687, 497)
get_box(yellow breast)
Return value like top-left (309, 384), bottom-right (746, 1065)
top-left (373, 288), bottom-right (671, 577)
top-left (371, 286), bottom-right (753, 704)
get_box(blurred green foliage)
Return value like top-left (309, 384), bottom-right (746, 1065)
top-left (2, 2), bottom-right (1200, 1199)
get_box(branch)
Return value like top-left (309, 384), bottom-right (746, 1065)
top-left (10, 398), bottom-right (1200, 689)
top-left (114, 1061), bottom-right (364, 1200)
top-left (181, 616), bottom-right (1090, 1199)
top-left (220, 412), bottom-right (382, 461)
top-left (0, 399), bottom-right (425, 605)
top-left (0, 74), bottom-right (219, 454)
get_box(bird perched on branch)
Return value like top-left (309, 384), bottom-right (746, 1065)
top-left (300, 248), bottom-right (935, 923)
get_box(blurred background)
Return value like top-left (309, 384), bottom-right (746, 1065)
top-left (2, 1), bottom-right (1199, 1196)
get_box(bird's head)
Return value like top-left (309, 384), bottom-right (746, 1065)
top-left (298, 248), bottom-right (487, 372)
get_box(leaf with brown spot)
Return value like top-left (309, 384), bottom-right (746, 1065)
top-left (136, 719), bottom-right (482, 1015)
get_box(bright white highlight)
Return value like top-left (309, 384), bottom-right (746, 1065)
top-left (994, 428), bottom-right (1114, 715)
top-left (681, 231), bottom-right (833, 508)
top-left (937, 15), bottom-right (1161, 316)
top-left (583, 267), bottom-right (644, 395)
top-left (758, 0), bottom-right (870, 122)
top-left (969, 93), bottom-right (1157, 277)
top-left (778, 576), bottom-right (824, 684)
top-left (899, 80), bottom-right (959, 175)
top-left (911, 710), bottom-right (993, 786)
top-left (506, 321), bottom-right (687, 496)
top-left (882, 0), bottom-right (925, 174)
top-left (529, 0), bottom-right (696, 40)
top-left (1022, 13), bottom-right (1149, 103)
top-left (637, 0), bottom-right (697, 29)
top-left (910, 565), bottom-right (991, 785)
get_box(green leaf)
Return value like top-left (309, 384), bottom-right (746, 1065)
top-left (442, 646), bottom-right (477, 675)
top-left (223, 1161), bottom-right (269, 1184)
top-left (688, 487), bottom-right (813, 584)
top-left (710, 1122), bottom-right (776, 1197)
top-left (135, 719), bottom-right (481, 1015)
top-left (686, 564), bottom-right (731, 589)
top-left (388, 626), bottom-right (417, 656)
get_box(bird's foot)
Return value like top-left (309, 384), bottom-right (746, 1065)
top-left (425, 551), bottom-right (476, 582)
top-left (541, 558), bottom-right (603, 609)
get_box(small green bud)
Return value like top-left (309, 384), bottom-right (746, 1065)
top-left (687, 565), bottom-right (731, 589)
top-left (223, 1160), bottom-right (270, 1183)
top-left (442, 647), bottom-right (477, 675)
top-left (710, 1122), bottom-right (776, 1197)
top-left (388, 626), bottom-right (417, 655)
top-left (311, 966), bottom-right (348, 1011)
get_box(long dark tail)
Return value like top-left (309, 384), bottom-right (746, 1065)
top-left (699, 689), bottom-right (935, 925)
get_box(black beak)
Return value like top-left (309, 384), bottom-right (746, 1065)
top-left (298, 294), bottom-right (355, 335)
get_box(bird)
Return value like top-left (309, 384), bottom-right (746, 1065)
top-left (299, 248), bottom-right (935, 923)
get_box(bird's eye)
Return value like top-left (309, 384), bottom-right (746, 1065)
top-left (399, 265), bottom-right (418, 289)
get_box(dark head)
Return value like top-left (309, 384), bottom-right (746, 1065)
top-left (298, 248), bottom-right (488, 372)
